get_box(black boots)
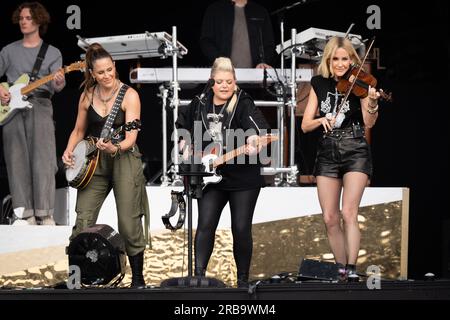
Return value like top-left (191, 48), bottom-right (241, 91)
top-left (237, 272), bottom-right (249, 288)
top-left (128, 251), bottom-right (145, 289)
top-left (194, 267), bottom-right (206, 277)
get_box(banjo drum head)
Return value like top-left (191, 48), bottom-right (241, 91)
top-left (65, 140), bottom-right (90, 182)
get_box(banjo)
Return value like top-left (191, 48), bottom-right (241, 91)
top-left (65, 119), bottom-right (141, 189)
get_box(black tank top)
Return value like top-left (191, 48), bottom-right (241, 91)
top-left (86, 86), bottom-right (127, 138)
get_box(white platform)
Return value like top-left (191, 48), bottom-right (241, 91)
top-left (0, 187), bottom-right (404, 255)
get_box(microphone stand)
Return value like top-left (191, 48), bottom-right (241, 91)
top-left (160, 164), bottom-right (225, 288)
top-left (168, 26), bottom-right (183, 187)
top-left (287, 28), bottom-right (299, 186)
top-left (271, 2), bottom-right (305, 186)
top-left (158, 83), bottom-right (171, 186)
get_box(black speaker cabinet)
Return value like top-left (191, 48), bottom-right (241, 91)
top-left (67, 224), bottom-right (127, 285)
top-left (298, 259), bottom-right (339, 281)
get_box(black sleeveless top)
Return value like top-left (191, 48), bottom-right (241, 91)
top-left (86, 86), bottom-right (126, 138)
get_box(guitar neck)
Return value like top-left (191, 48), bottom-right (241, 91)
top-left (211, 136), bottom-right (277, 168)
top-left (21, 72), bottom-right (56, 95)
top-left (104, 125), bottom-right (124, 143)
top-left (213, 145), bottom-right (246, 168)
top-left (19, 61), bottom-right (85, 96)
top-left (85, 125), bottom-right (124, 156)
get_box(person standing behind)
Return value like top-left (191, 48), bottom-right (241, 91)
top-left (0, 2), bottom-right (65, 225)
top-left (200, 0), bottom-right (275, 68)
top-left (62, 43), bottom-right (149, 289)
top-left (301, 37), bottom-right (381, 281)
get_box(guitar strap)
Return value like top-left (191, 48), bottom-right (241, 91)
top-left (30, 42), bottom-right (49, 82)
top-left (100, 84), bottom-right (129, 140)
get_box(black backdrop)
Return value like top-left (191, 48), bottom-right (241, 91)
top-left (0, 0), bottom-right (448, 280)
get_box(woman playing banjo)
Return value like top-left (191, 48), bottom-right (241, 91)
top-left (62, 43), bottom-right (149, 288)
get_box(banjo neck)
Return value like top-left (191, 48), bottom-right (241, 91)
top-left (85, 120), bottom-right (141, 157)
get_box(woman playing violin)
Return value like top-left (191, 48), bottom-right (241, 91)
top-left (301, 36), bottom-right (381, 281)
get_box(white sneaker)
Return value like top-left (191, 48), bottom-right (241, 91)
top-left (13, 207), bottom-right (25, 219)
top-left (39, 216), bottom-right (56, 226)
top-left (12, 219), bottom-right (29, 226)
top-left (26, 216), bottom-right (37, 225)
top-left (12, 216), bottom-right (36, 226)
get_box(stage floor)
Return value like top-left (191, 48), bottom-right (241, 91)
top-left (1, 279), bottom-right (449, 300)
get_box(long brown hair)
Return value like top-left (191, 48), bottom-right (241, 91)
top-left (81, 43), bottom-right (118, 96)
top-left (12, 2), bottom-right (50, 37)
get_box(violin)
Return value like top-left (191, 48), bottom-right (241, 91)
top-left (337, 64), bottom-right (392, 101)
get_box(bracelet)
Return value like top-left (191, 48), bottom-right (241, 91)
top-left (367, 105), bottom-right (379, 114)
top-left (111, 143), bottom-right (121, 158)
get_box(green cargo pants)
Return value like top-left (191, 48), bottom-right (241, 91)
top-left (70, 145), bottom-right (150, 256)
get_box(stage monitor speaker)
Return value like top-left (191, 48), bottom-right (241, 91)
top-left (67, 224), bottom-right (127, 285)
top-left (298, 259), bottom-right (339, 282)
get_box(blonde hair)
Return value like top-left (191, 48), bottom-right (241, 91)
top-left (210, 57), bottom-right (238, 113)
top-left (317, 37), bottom-right (362, 78)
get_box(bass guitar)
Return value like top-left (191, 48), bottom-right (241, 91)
top-left (0, 61), bottom-right (86, 125)
top-left (201, 134), bottom-right (278, 188)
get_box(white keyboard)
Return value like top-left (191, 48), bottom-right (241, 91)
top-left (276, 27), bottom-right (365, 60)
top-left (129, 68), bottom-right (313, 84)
top-left (77, 32), bottom-right (188, 60)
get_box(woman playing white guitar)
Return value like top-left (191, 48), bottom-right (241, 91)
top-left (177, 57), bottom-right (271, 287)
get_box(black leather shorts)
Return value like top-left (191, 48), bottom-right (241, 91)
top-left (313, 129), bottom-right (372, 178)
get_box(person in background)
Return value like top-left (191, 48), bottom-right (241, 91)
top-left (301, 37), bottom-right (381, 281)
top-left (200, 0), bottom-right (275, 68)
top-left (0, 2), bottom-right (65, 225)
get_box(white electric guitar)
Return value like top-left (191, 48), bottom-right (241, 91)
top-left (201, 134), bottom-right (279, 188)
top-left (0, 61), bottom-right (86, 126)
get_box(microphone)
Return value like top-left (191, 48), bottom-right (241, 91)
top-left (199, 78), bottom-right (215, 101)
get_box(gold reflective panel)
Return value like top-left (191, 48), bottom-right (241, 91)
top-left (0, 200), bottom-right (407, 288)
top-left (251, 201), bottom-right (404, 281)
